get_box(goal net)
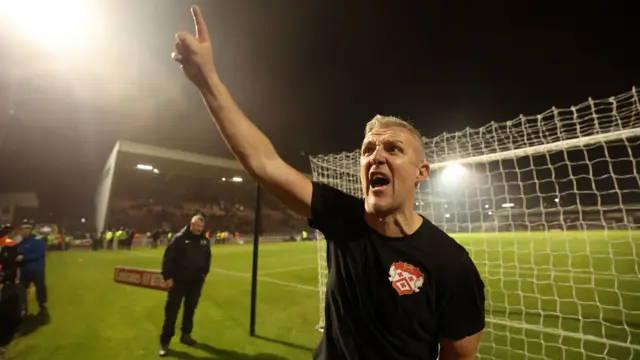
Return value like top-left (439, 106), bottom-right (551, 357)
top-left (309, 87), bottom-right (640, 360)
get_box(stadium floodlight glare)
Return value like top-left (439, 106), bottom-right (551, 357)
top-left (0, 0), bottom-right (103, 52)
top-left (231, 176), bottom-right (243, 182)
top-left (440, 163), bottom-right (467, 185)
top-left (501, 203), bottom-right (515, 208)
top-left (444, 213), bottom-right (451, 218)
top-left (554, 198), bottom-right (560, 203)
top-left (81, 218), bottom-right (86, 224)
top-left (136, 164), bottom-right (154, 171)
top-left (153, 168), bottom-right (160, 174)
top-left (310, 88), bottom-right (640, 358)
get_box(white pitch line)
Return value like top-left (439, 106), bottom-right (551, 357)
top-left (215, 267), bottom-right (640, 350)
top-left (482, 268), bottom-right (639, 281)
top-left (126, 251), bottom-right (638, 281)
top-left (487, 317), bottom-right (640, 351)
top-left (260, 265), bottom-right (316, 274)
top-left (124, 252), bottom-right (638, 350)
top-left (210, 268), bottom-right (318, 291)
top-left (125, 251), bottom-right (317, 291)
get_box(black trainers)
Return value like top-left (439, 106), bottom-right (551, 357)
top-left (158, 344), bottom-right (169, 357)
top-left (180, 334), bottom-right (197, 347)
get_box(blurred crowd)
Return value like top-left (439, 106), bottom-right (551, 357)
top-left (109, 191), bottom-right (306, 235)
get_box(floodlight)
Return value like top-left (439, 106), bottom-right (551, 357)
top-left (439, 163), bottom-right (468, 188)
top-left (554, 198), bottom-right (560, 203)
top-left (1, 0), bottom-right (103, 52)
top-left (501, 203), bottom-right (515, 208)
top-left (441, 163), bottom-right (467, 180)
top-left (136, 164), bottom-right (154, 171)
top-left (231, 176), bottom-right (243, 182)
top-left (153, 168), bottom-right (160, 174)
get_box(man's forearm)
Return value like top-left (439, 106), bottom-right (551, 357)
top-left (198, 73), bottom-right (279, 178)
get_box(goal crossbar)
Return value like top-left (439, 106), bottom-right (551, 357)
top-left (310, 127), bottom-right (640, 176)
top-left (431, 126), bottom-right (640, 169)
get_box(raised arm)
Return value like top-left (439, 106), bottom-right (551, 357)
top-left (172, 6), bottom-right (312, 218)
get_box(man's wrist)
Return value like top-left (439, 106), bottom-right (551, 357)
top-left (199, 71), bottom-right (222, 95)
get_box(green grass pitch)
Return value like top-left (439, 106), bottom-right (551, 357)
top-left (6, 230), bottom-right (640, 360)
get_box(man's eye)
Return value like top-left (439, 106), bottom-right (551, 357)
top-left (389, 146), bottom-right (401, 153)
top-left (362, 147), bottom-right (373, 155)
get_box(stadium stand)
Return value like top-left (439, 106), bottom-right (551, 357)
top-left (97, 141), bottom-right (307, 240)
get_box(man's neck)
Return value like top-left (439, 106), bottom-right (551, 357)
top-left (365, 208), bottom-right (423, 238)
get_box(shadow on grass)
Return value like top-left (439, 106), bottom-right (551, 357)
top-left (16, 311), bottom-right (51, 338)
top-left (170, 343), bottom-right (290, 360)
top-left (253, 335), bottom-right (314, 352)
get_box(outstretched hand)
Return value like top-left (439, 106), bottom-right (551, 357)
top-left (172, 6), bottom-right (216, 86)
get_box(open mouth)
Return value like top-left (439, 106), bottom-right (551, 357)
top-left (370, 173), bottom-right (391, 190)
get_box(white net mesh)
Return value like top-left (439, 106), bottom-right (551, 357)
top-left (309, 88), bottom-right (640, 359)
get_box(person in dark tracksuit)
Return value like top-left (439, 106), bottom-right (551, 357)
top-left (158, 215), bottom-right (211, 357)
top-left (125, 229), bottom-right (134, 251)
top-left (16, 220), bottom-right (48, 314)
top-left (151, 229), bottom-right (161, 249)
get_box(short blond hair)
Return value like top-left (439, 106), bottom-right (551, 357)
top-left (364, 115), bottom-right (422, 139)
top-left (364, 115), bottom-right (426, 161)
top-left (191, 214), bottom-right (205, 223)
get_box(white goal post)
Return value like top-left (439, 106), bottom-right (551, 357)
top-left (309, 88), bottom-right (640, 359)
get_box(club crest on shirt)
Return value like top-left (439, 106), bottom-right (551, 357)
top-left (388, 261), bottom-right (424, 296)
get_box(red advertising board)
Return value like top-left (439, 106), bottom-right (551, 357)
top-left (113, 266), bottom-right (168, 291)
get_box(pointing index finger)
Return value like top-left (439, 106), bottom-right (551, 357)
top-left (191, 5), bottom-right (210, 42)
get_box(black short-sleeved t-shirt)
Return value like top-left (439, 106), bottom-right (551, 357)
top-left (309, 182), bottom-right (485, 360)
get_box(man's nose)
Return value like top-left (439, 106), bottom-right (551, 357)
top-left (369, 148), bottom-right (387, 165)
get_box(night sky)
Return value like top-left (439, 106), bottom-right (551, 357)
top-left (0, 0), bottom-right (637, 224)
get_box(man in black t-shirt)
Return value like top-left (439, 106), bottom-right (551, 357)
top-left (309, 181), bottom-right (484, 359)
top-left (170, 6), bottom-right (485, 359)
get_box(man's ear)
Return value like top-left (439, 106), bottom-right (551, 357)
top-left (417, 163), bottom-right (430, 183)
